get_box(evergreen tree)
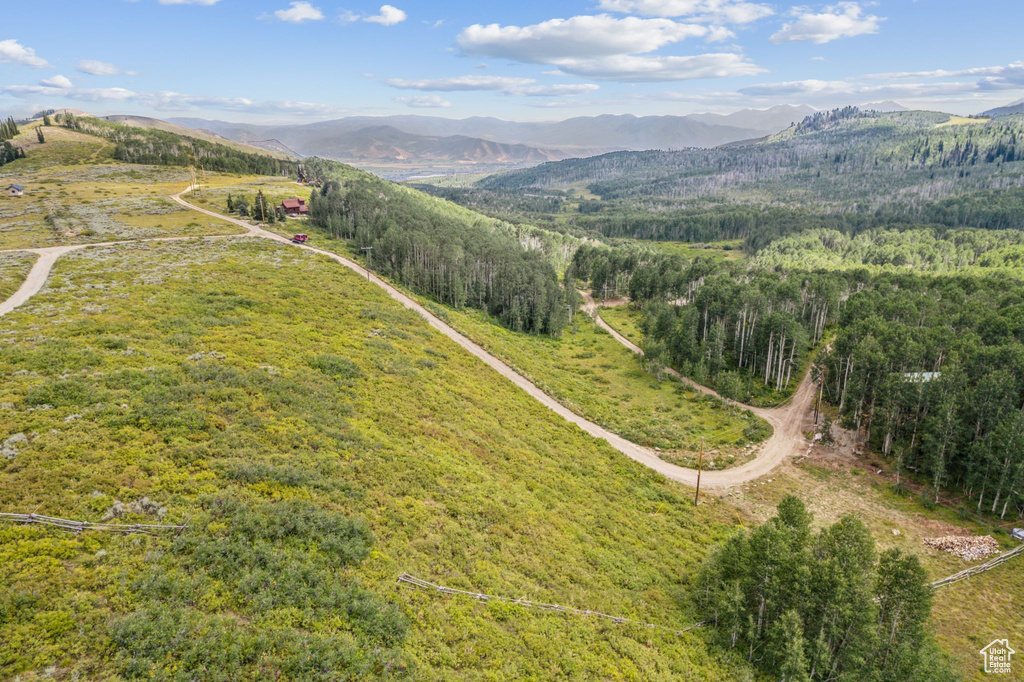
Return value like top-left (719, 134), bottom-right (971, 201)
top-left (36, 127), bottom-right (45, 144)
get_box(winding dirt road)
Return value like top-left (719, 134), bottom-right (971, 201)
top-left (581, 291), bottom-right (818, 486)
top-left (0, 187), bottom-right (816, 489)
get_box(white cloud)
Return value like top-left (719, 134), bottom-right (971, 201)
top-left (2, 85), bottom-right (138, 102)
top-left (0, 40), bottom-right (51, 69)
top-left (513, 83), bottom-right (601, 96)
top-left (395, 94), bottom-right (452, 108)
top-left (771, 2), bottom-right (883, 44)
top-left (387, 75), bottom-right (535, 91)
top-left (270, 2), bottom-right (324, 23)
top-left (735, 61), bottom-right (1024, 102)
top-left (77, 59), bottom-right (137, 76)
top-left (737, 78), bottom-right (995, 102)
top-left (555, 53), bottom-right (764, 81)
top-left (0, 83), bottom-right (347, 117)
top-left (458, 15), bottom-right (712, 63)
top-left (339, 4), bottom-right (406, 26)
top-left (866, 61), bottom-right (1024, 91)
top-left (456, 14), bottom-right (758, 82)
top-left (40, 74), bottom-right (73, 89)
top-left (365, 5), bottom-right (406, 26)
top-left (597, 0), bottom-right (774, 24)
top-left (386, 75), bottom-right (600, 97)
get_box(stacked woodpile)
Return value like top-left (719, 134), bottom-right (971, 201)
top-left (923, 535), bottom-right (1000, 561)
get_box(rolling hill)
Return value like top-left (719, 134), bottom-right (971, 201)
top-left (100, 114), bottom-right (296, 160)
top-left (983, 97), bottom-right (1024, 117)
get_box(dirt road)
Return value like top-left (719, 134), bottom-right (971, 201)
top-left (0, 188), bottom-right (816, 489)
top-left (581, 290), bottom-right (819, 482)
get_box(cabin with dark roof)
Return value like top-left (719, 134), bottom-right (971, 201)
top-left (6, 184), bottom-right (24, 197)
top-left (280, 198), bottom-right (308, 216)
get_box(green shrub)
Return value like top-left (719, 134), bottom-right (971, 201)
top-left (308, 354), bottom-right (363, 380)
top-left (25, 378), bottom-right (94, 407)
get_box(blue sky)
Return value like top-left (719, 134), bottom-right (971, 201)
top-left (1, 0), bottom-right (1022, 122)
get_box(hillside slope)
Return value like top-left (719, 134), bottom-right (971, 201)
top-left (101, 114), bottom-right (296, 160)
top-left (471, 109), bottom-right (1024, 248)
top-left (0, 128), bottom-right (754, 680)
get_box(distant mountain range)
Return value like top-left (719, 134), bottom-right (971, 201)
top-left (982, 98), bottom-right (1024, 117)
top-left (167, 105), bottom-right (821, 167)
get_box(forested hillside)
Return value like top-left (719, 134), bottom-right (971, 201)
top-left (302, 157), bottom-right (580, 334)
top-left (53, 113), bottom-right (299, 176)
top-left (427, 110), bottom-right (1024, 250)
top-left (753, 227), bottom-right (1024, 274)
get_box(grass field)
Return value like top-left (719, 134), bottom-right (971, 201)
top-left (937, 115), bottom-right (991, 127)
top-left (0, 235), bottom-right (760, 680)
top-left (633, 239), bottom-right (746, 262)
top-left (180, 176), bottom-right (770, 468)
top-left (0, 128), bottom-right (250, 249)
top-left (0, 251), bottom-right (37, 302)
top-left (421, 305), bottom-right (770, 468)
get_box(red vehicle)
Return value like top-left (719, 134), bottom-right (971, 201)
top-left (292, 233), bottom-right (309, 244)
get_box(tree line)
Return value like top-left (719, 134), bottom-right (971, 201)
top-left (573, 233), bottom-right (1024, 517)
top-left (571, 243), bottom-right (830, 403)
top-left (303, 157), bottom-right (572, 335)
top-left (697, 496), bottom-right (951, 681)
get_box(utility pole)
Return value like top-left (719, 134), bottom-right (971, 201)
top-left (694, 437), bottom-right (705, 506)
top-left (360, 246), bottom-right (373, 280)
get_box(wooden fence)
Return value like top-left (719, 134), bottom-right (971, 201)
top-left (397, 573), bottom-right (703, 636)
top-left (929, 543), bottom-right (1024, 590)
top-left (399, 543), bottom-right (1024, 635)
top-left (0, 512), bottom-right (187, 536)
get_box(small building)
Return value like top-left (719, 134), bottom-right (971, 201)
top-left (6, 184), bottom-right (24, 197)
top-left (281, 198), bottom-right (308, 217)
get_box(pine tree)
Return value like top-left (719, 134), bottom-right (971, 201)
top-left (227, 193), bottom-right (234, 213)
top-left (36, 127), bottom-right (45, 144)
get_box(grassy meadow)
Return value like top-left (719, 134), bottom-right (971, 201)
top-left (421, 305), bottom-right (770, 468)
top-left (183, 175), bottom-right (770, 468)
top-left (633, 239), bottom-right (746, 262)
top-left (0, 232), bottom-right (755, 679)
top-left (0, 124), bottom-right (252, 249)
top-left (0, 251), bottom-right (37, 301)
